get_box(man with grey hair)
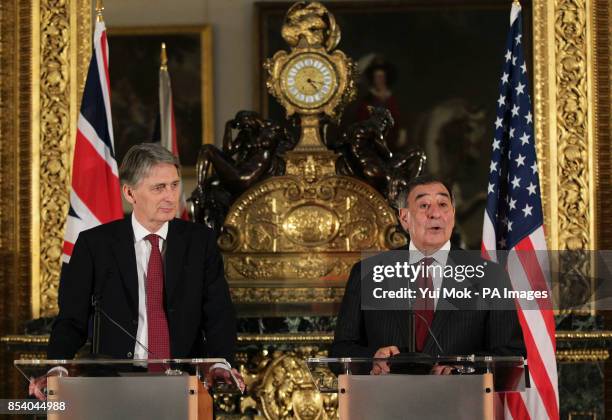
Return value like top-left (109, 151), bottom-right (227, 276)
top-left (331, 175), bottom-right (525, 374)
top-left (47, 143), bottom-right (236, 369)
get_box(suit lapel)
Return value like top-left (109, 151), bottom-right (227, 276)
top-left (164, 219), bottom-right (187, 303)
top-left (111, 217), bottom-right (139, 316)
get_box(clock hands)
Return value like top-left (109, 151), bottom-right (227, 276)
top-left (307, 78), bottom-right (322, 90)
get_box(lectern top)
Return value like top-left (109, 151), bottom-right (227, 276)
top-left (306, 355), bottom-right (526, 393)
top-left (14, 358), bottom-right (240, 394)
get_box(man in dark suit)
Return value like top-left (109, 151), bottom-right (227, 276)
top-left (46, 142), bottom-right (236, 363)
top-left (331, 175), bottom-right (525, 373)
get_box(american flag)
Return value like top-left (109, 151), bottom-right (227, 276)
top-left (62, 14), bottom-right (123, 264)
top-left (481, 2), bottom-right (559, 419)
top-left (158, 42), bottom-right (189, 220)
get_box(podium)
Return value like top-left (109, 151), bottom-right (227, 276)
top-left (307, 356), bottom-right (526, 420)
top-left (15, 358), bottom-right (242, 420)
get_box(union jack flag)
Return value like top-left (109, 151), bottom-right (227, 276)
top-left (62, 15), bottom-right (123, 264)
top-left (481, 2), bottom-right (559, 419)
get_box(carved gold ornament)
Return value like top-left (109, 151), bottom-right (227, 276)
top-left (221, 151), bottom-right (406, 294)
top-left (281, 1), bottom-right (340, 52)
top-left (265, 2), bottom-right (356, 151)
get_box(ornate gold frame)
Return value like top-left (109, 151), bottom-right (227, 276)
top-left (0, 0), bottom-right (610, 318)
top-left (106, 25), bottom-right (215, 148)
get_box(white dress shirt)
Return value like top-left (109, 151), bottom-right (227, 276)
top-left (132, 213), bottom-right (168, 359)
top-left (408, 240), bottom-right (451, 310)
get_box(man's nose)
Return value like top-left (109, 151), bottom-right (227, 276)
top-left (428, 205), bottom-right (442, 218)
top-left (163, 186), bottom-right (178, 200)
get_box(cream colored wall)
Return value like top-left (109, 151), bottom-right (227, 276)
top-left (103, 0), bottom-right (271, 146)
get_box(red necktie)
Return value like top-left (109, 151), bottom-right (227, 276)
top-left (145, 234), bottom-right (171, 362)
top-left (415, 257), bottom-right (435, 352)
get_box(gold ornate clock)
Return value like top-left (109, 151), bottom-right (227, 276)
top-left (265, 2), bottom-right (356, 151)
top-left (280, 52), bottom-right (338, 109)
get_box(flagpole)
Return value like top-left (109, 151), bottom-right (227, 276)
top-left (160, 42), bottom-right (168, 71)
top-left (96, 0), bottom-right (104, 22)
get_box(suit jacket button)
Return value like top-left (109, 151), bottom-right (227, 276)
top-left (127, 352), bottom-right (133, 358)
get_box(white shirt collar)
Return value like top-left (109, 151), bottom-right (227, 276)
top-left (408, 240), bottom-right (451, 266)
top-left (131, 213), bottom-right (168, 242)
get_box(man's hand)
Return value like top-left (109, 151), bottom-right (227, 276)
top-left (29, 376), bottom-right (47, 401)
top-left (28, 367), bottom-right (68, 401)
top-left (431, 364), bottom-right (456, 375)
top-left (207, 367), bottom-right (245, 393)
top-left (370, 345), bottom-right (400, 375)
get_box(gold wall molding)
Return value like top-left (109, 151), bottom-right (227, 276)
top-left (556, 331), bottom-right (612, 340)
top-left (555, 0), bottom-right (593, 252)
top-left (0, 0), bottom-right (36, 400)
top-left (532, 0), bottom-right (608, 254)
top-left (231, 287), bottom-right (345, 304)
top-left (532, 0), bottom-right (610, 313)
top-left (37, 0), bottom-right (72, 317)
top-left (556, 349), bottom-right (609, 362)
top-left (3, 329), bottom-right (608, 345)
top-left (33, 0), bottom-right (91, 317)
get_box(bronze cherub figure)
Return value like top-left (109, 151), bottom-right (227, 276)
top-left (191, 111), bottom-right (297, 232)
top-left (334, 106), bottom-right (426, 206)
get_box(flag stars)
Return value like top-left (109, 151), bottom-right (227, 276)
top-left (497, 94), bottom-right (506, 108)
top-left (509, 198), bottom-right (517, 210)
top-left (515, 82), bottom-right (526, 96)
top-left (512, 55), bottom-right (517, 65)
top-left (509, 127), bottom-right (515, 139)
top-left (515, 34), bottom-right (522, 45)
top-left (488, 183), bottom-right (495, 194)
top-left (526, 182), bottom-right (537, 195)
top-left (531, 162), bottom-right (538, 174)
top-left (507, 221), bottom-right (513, 232)
top-left (511, 176), bottom-right (521, 189)
top-left (519, 132), bottom-right (530, 145)
top-left (501, 73), bottom-right (509, 84)
top-left (498, 237), bottom-right (507, 248)
top-left (515, 153), bottom-right (526, 167)
top-left (490, 161), bottom-right (498, 173)
top-left (525, 111), bottom-right (533, 124)
top-left (495, 117), bottom-right (504, 129)
top-left (521, 62), bottom-right (527, 74)
top-left (522, 203), bottom-right (533, 217)
top-left (505, 50), bottom-right (512, 62)
top-left (511, 104), bottom-right (520, 117)
top-left (492, 138), bottom-right (501, 151)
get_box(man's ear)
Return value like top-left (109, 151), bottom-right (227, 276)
top-left (398, 208), bottom-right (410, 231)
top-left (122, 184), bottom-right (135, 205)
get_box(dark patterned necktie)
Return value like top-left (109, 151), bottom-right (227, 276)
top-left (145, 234), bottom-right (170, 363)
top-left (415, 257), bottom-right (435, 352)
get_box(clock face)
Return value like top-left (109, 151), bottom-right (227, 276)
top-left (281, 53), bottom-right (338, 109)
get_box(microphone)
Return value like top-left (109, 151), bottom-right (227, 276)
top-left (411, 311), bottom-right (444, 355)
top-left (91, 294), bottom-right (102, 356)
top-left (90, 268), bottom-right (159, 360)
top-left (95, 305), bottom-right (159, 359)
